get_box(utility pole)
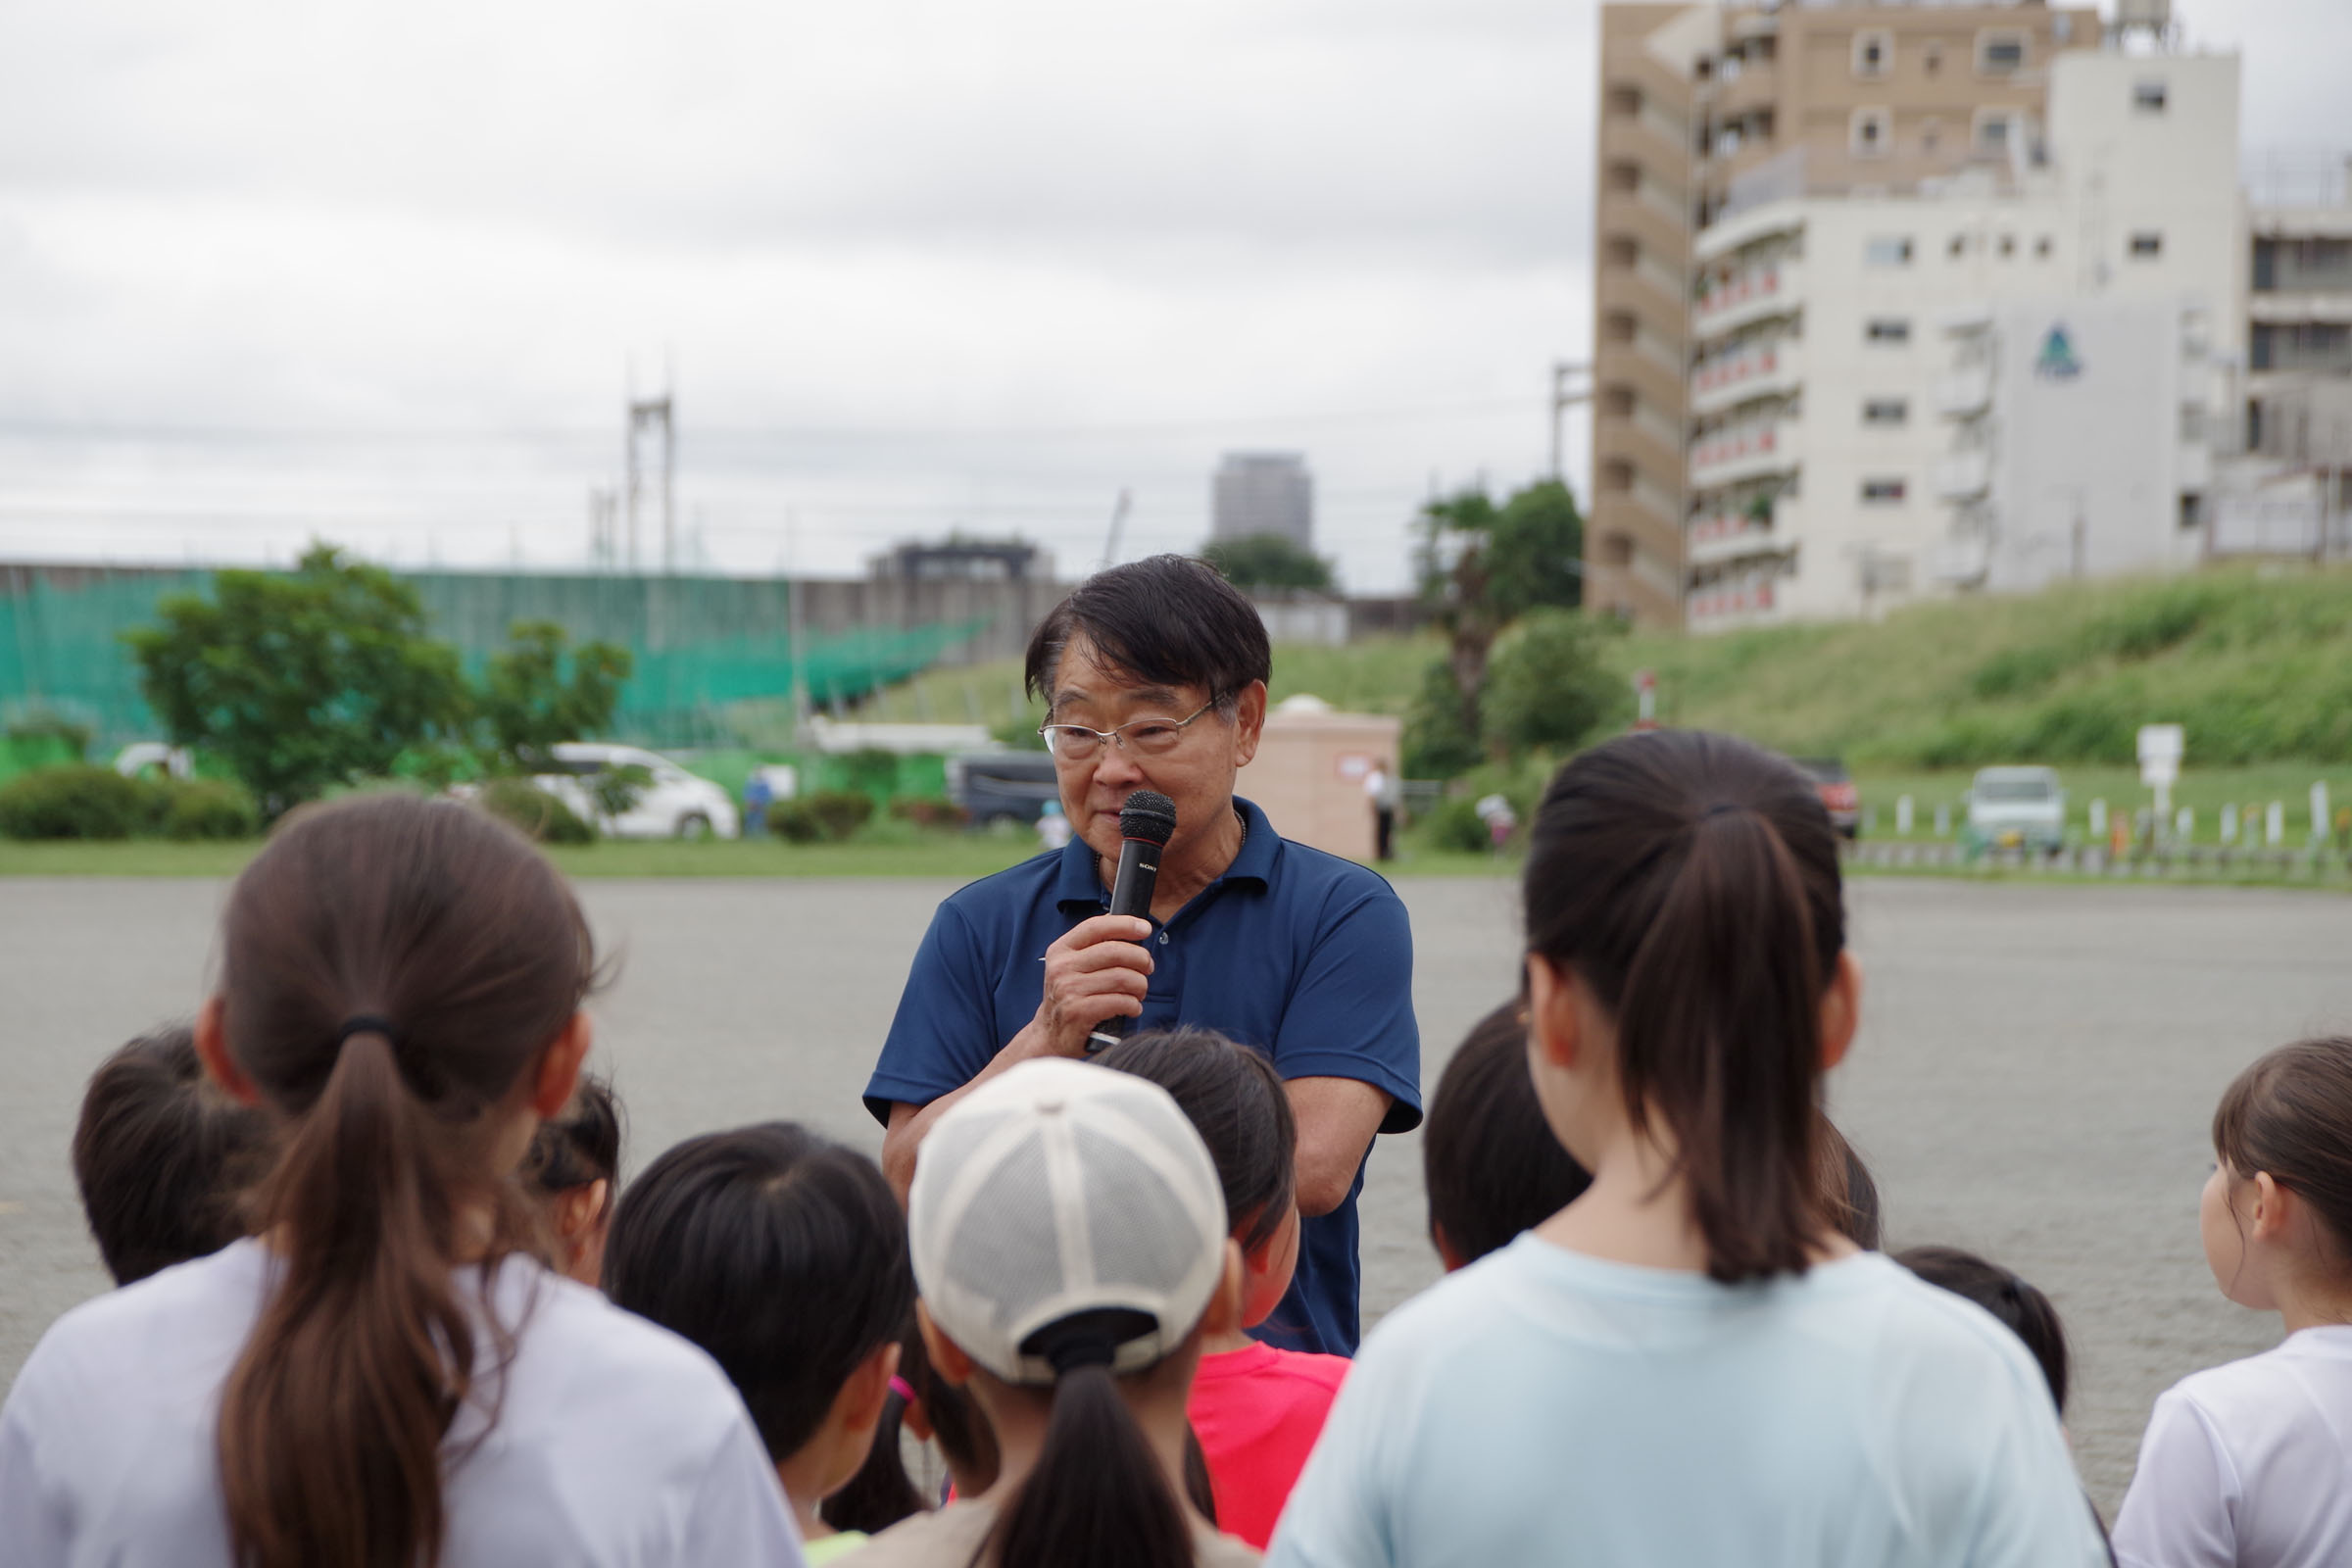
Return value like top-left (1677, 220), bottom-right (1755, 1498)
top-left (623, 361), bottom-right (676, 574)
top-left (1549, 361), bottom-right (1593, 480)
top-left (1100, 488), bottom-right (1133, 570)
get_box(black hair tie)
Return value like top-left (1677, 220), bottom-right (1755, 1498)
top-left (1043, 1328), bottom-right (1120, 1378)
top-left (336, 1014), bottom-right (400, 1049)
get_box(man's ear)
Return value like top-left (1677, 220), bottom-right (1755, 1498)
top-left (193, 996), bottom-right (262, 1105)
top-left (1230, 681), bottom-right (1268, 768)
top-left (916, 1300), bottom-right (976, 1386)
top-left (1819, 951), bottom-right (1864, 1073)
top-left (532, 1011), bottom-right (592, 1118)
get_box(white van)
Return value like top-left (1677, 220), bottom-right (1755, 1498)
top-left (536, 743), bottom-right (741, 840)
top-left (1966, 766), bottom-right (2066, 851)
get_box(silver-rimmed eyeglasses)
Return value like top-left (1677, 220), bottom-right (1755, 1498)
top-left (1039, 700), bottom-right (1218, 761)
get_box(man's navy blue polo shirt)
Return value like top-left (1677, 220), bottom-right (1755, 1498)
top-left (865, 795), bottom-right (1420, 1357)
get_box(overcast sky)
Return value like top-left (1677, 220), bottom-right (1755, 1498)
top-left (0, 0), bottom-right (2342, 591)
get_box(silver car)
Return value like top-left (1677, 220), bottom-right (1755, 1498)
top-left (1966, 766), bottom-right (2067, 851)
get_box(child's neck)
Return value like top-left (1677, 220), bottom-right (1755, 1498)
top-left (2272, 1266), bottom-right (2352, 1336)
top-left (774, 1455), bottom-right (837, 1544)
top-left (1200, 1325), bottom-right (1255, 1355)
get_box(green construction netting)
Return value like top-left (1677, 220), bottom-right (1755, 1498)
top-left (0, 568), bottom-right (986, 753)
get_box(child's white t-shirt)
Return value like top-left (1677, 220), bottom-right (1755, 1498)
top-left (2111, 1324), bottom-right (2352, 1567)
top-left (1267, 1236), bottom-right (2107, 1568)
top-left (0, 1239), bottom-right (804, 1568)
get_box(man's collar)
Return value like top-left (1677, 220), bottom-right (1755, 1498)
top-left (1054, 795), bottom-right (1279, 911)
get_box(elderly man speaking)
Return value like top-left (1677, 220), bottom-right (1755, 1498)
top-left (863, 555), bottom-right (1419, 1355)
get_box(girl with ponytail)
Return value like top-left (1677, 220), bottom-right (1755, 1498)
top-left (1270, 732), bottom-right (2107, 1567)
top-left (0, 795), bottom-right (801, 1568)
top-left (853, 1056), bottom-right (1259, 1568)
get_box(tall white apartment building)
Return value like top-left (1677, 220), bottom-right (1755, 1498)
top-left (1684, 48), bottom-right (2242, 628)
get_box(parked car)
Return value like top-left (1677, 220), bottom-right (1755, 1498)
top-left (1966, 766), bottom-right (2067, 851)
top-left (1795, 758), bottom-right (1860, 839)
top-left (948, 749), bottom-right (1060, 826)
top-left (535, 743), bottom-right (740, 840)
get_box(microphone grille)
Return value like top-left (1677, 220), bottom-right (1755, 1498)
top-left (1119, 790), bottom-right (1178, 846)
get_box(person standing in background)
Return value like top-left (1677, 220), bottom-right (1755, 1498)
top-left (1364, 762), bottom-right (1399, 863)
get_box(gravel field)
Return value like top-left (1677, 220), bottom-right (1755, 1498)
top-left (6, 873), bottom-right (2348, 1512)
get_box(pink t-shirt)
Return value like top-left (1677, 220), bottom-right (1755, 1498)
top-left (1188, 1340), bottom-right (1349, 1549)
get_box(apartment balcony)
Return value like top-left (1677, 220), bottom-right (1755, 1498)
top-left (1687, 506), bottom-right (1798, 567)
top-left (1690, 341), bottom-right (1802, 417)
top-left (1692, 262), bottom-right (1799, 340)
top-left (1707, 59), bottom-right (1778, 122)
top-left (1933, 366), bottom-right (1992, 418)
top-left (1689, 416), bottom-right (1797, 491)
top-left (1932, 450), bottom-right (1993, 501)
top-left (1686, 571), bottom-right (1783, 632)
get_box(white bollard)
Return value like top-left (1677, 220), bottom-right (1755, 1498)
top-left (1935, 802), bottom-right (1952, 837)
top-left (2177, 807), bottom-right (2194, 841)
top-left (2089, 799), bottom-right (2108, 840)
top-left (1896, 795), bottom-right (1915, 836)
top-left (2314, 782), bottom-right (2331, 842)
top-left (2268, 801), bottom-right (2286, 847)
top-left (2222, 803), bottom-right (2239, 845)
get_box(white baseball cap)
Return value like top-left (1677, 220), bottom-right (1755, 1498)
top-left (908, 1056), bottom-right (1229, 1385)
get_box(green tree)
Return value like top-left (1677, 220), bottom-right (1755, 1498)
top-left (1481, 608), bottom-right (1622, 758)
top-left (1413, 478), bottom-right (1588, 764)
top-left (1401, 659), bottom-right (1484, 779)
top-left (124, 545), bottom-right (468, 816)
top-left (1201, 533), bottom-right (1337, 593)
top-left (474, 620), bottom-right (635, 772)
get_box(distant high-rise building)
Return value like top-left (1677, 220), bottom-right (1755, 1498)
top-left (1589, 0), bottom-right (2100, 628)
top-left (1212, 453), bottom-right (1315, 548)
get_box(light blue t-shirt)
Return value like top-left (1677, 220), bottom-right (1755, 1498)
top-left (1267, 1237), bottom-right (2106, 1568)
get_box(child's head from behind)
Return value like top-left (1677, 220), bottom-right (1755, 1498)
top-left (521, 1072), bottom-right (622, 1287)
top-left (909, 1057), bottom-right (1240, 1568)
top-left (603, 1122), bottom-right (912, 1517)
top-left (1895, 1246), bottom-right (2069, 1416)
top-left (1095, 1026), bottom-right (1298, 1327)
top-left (2203, 1037), bottom-right (2352, 1311)
top-left (73, 1026), bottom-right (270, 1285)
top-left (1422, 1002), bottom-right (1592, 1270)
top-left (1520, 730), bottom-right (1855, 1285)
top-left (200, 794), bottom-right (600, 1568)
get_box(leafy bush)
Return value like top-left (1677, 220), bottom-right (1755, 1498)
top-left (154, 778), bottom-right (261, 841)
top-left (0, 764), bottom-right (148, 840)
top-left (890, 798), bottom-right (970, 830)
top-left (806, 790), bottom-right (877, 841)
top-left (476, 778), bottom-right (597, 845)
top-left (767, 800), bottom-right (824, 843)
top-left (1423, 796), bottom-right (1494, 854)
top-left (1481, 609), bottom-right (1623, 759)
top-left (2081, 580), bottom-right (2228, 662)
top-left (586, 763), bottom-right (654, 820)
top-left (1402, 659), bottom-right (1483, 780)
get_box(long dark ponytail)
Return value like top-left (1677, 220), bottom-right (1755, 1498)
top-left (989, 1310), bottom-right (1197, 1568)
top-left (1522, 730), bottom-right (1844, 1283)
top-left (213, 795), bottom-right (596, 1568)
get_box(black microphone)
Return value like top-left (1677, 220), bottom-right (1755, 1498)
top-left (1085, 789), bottom-right (1177, 1054)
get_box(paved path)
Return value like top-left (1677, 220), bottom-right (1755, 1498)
top-left (6, 873), bottom-right (2348, 1510)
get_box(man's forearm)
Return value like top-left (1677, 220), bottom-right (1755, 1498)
top-left (879, 1020), bottom-right (1058, 1202)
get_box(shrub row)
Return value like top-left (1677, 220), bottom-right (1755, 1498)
top-left (0, 765), bottom-right (260, 842)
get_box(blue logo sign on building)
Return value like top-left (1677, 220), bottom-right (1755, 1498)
top-left (2034, 323), bottom-right (2082, 381)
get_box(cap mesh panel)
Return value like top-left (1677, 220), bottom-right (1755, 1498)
top-left (1076, 1122), bottom-right (1200, 1298)
top-left (940, 1130), bottom-right (1064, 1328)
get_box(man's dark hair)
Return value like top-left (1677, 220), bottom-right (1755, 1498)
top-left (72, 1026), bottom-right (270, 1285)
top-left (603, 1121), bottom-right (914, 1463)
top-left (1423, 1002), bottom-right (1592, 1266)
top-left (1024, 555), bottom-right (1272, 711)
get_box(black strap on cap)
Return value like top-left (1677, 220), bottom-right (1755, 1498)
top-left (336, 1014), bottom-right (400, 1048)
top-left (1034, 1321), bottom-right (1122, 1378)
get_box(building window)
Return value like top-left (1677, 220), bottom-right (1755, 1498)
top-left (1861, 478), bottom-right (1908, 504)
top-left (1924, 41), bottom-right (1944, 75)
top-left (1863, 398), bottom-right (1910, 426)
top-left (1850, 108), bottom-right (1890, 159)
top-left (1975, 111), bottom-right (2013, 155)
top-left (2134, 79), bottom-right (2169, 114)
top-left (1853, 30), bottom-right (1891, 79)
top-left (1999, 234), bottom-right (2017, 259)
top-left (2131, 231), bottom-right (2165, 259)
top-left (2035, 235), bottom-right (2054, 259)
top-left (1865, 318), bottom-right (1912, 344)
top-left (1606, 84), bottom-right (1642, 118)
top-left (1947, 233), bottom-right (1967, 260)
top-left (1922, 117), bottom-right (1943, 153)
top-left (1864, 236), bottom-right (1914, 268)
top-left (1977, 31), bottom-right (2027, 75)
top-left (2180, 404), bottom-right (2206, 443)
